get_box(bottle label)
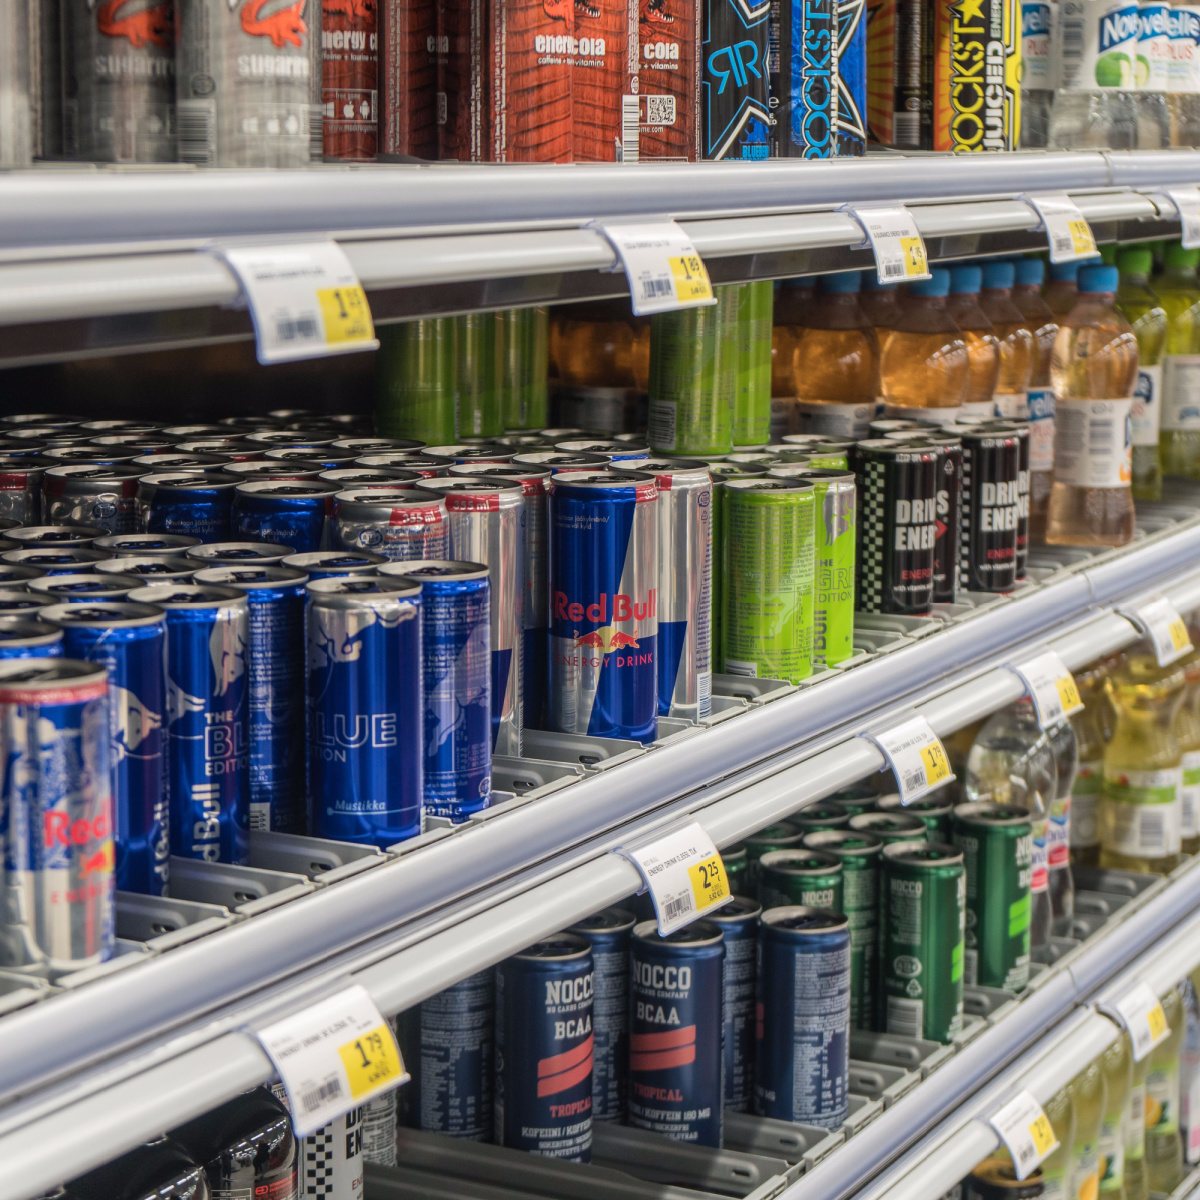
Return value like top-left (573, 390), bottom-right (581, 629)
top-left (1099, 1114), bottom-right (1125, 1192)
top-left (1052, 398), bottom-right (1133, 488)
top-left (793, 400), bottom-right (873, 439)
top-left (1072, 759), bottom-right (1104, 848)
top-left (1023, 1), bottom-right (1058, 87)
top-left (1163, 355), bottom-right (1200, 431)
top-left (1128, 1081), bottom-right (1147, 1160)
top-left (1058, 0), bottom-right (1142, 91)
top-left (961, 400), bottom-right (996, 420)
top-left (1148, 1062), bottom-right (1181, 1135)
top-left (1032, 815), bottom-right (1050, 892)
top-left (1183, 750), bottom-right (1200, 837)
top-left (1132, 364), bottom-right (1163, 447)
top-left (1028, 387), bottom-right (1057, 472)
top-left (1166, 7), bottom-right (1200, 94)
top-left (1140, 2), bottom-right (1171, 92)
top-left (1072, 1144), bottom-right (1100, 1200)
top-left (1049, 794), bottom-right (1071, 866)
top-left (1102, 767), bottom-right (1183, 857)
top-left (995, 392), bottom-right (1031, 419)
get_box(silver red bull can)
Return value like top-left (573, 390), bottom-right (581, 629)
top-left (331, 488), bottom-right (448, 561)
top-left (0, 456), bottom-right (45, 524)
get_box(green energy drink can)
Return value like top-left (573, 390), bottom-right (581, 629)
top-left (709, 467), bottom-right (768, 670)
top-left (721, 478), bottom-right (816, 684)
top-left (877, 792), bottom-right (955, 842)
top-left (734, 282), bottom-right (773, 449)
top-left (648, 285), bottom-right (739, 457)
top-left (758, 848), bottom-right (845, 911)
top-left (803, 829), bottom-right (884, 1030)
top-left (951, 802), bottom-right (1033, 993)
top-left (880, 841), bottom-right (966, 1044)
top-left (791, 800), bottom-right (851, 833)
top-left (724, 843), bottom-right (750, 896)
top-left (831, 781), bottom-right (881, 818)
top-left (848, 811), bottom-right (928, 845)
top-left (498, 307), bottom-right (549, 430)
top-left (744, 821), bottom-right (806, 889)
top-left (457, 314), bottom-right (502, 439)
top-left (376, 318), bottom-right (457, 444)
top-left (803, 468), bottom-right (856, 669)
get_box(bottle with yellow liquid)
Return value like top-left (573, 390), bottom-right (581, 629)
top-left (1071, 656), bottom-right (1120, 868)
top-left (947, 264), bottom-right (1002, 421)
top-left (1146, 985), bottom-right (1185, 1194)
top-left (1180, 975), bottom-right (1200, 1169)
top-left (549, 300), bottom-right (643, 434)
top-left (1043, 1086), bottom-right (1080, 1200)
top-left (980, 260), bottom-right (1037, 420)
top-left (1155, 243), bottom-right (1200, 479)
top-left (1069, 1059), bottom-right (1108, 1200)
top-left (860, 273), bottom-right (902, 339)
top-left (1101, 653), bottom-right (1186, 875)
top-left (1099, 1032), bottom-right (1133, 1200)
top-left (1173, 650), bottom-right (1200, 856)
top-left (1127, 1047), bottom-right (1150, 1200)
top-left (1115, 246), bottom-right (1167, 501)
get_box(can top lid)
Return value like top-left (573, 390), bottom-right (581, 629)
top-left (769, 466), bottom-right (855, 483)
top-left (3, 547), bottom-right (103, 565)
top-left (802, 830), bottom-right (884, 854)
top-left (185, 542), bottom-right (294, 562)
top-left (264, 447), bottom-right (357, 462)
top-left (881, 840), bottom-right (964, 866)
top-left (354, 453), bottom-right (436, 468)
top-left (330, 438), bottom-right (426, 452)
top-left (78, 420), bottom-right (159, 433)
top-left (0, 657), bottom-right (108, 690)
top-left (722, 478), bottom-right (814, 494)
top-left (707, 464), bottom-right (767, 479)
top-left (705, 895), bottom-right (763, 922)
top-left (93, 534), bottom-right (202, 552)
top-left (792, 801), bottom-right (850, 825)
top-left (0, 617), bottom-right (61, 642)
top-left (306, 576), bottom-right (421, 601)
top-left (445, 447), bottom-right (518, 462)
top-left (421, 445), bottom-right (474, 458)
top-left (417, 477), bottom-right (524, 494)
top-left (126, 583), bottom-right (248, 608)
top-left (8, 525), bottom-right (106, 545)
top-left (37, 601), bottom-right (165, 627)
top-left (224, 461), bottom-right (327, 476)
top-left (854, 439), bottom-right (938, 459)
top-left (611, 457), bottom-right (711, 477)
top-left (0, 413), bottom-right (78, 427)
top-left (44, 463), bottom-right (144, 481)
top-left (758, 848), bottom-right (844, 874)
top-left (319, 469), bottom-right (420, 484)
top-left (282, 551), bottom-right (387, 569)
top-left (451, 463), bottom-right (552, 482)
top-left (568, 907), bottom-right (638, 936)
top-left (139, 471), bottom-right (240, 489)
top-left (877, 792), bottom-right (955, 814)
top-left (0, 454), bottom-right (48, 470)
top-left (760, 906), bottom-right (850, 934)
top-left (42, 448), bottom-right (137, 464)
top-left (334, 488), bottom-right (436, 506)
top-left (848, 811), bottom-right (927, 834)
top-left (511, 451), bottom-right (611, 468)
top-left (632, 918), bottom-right (724, 948)
top-left (192, 566), bottom-right (309, 589)
top-left (557, 439), bottom-right (649, 452)
top-left (234, 480), bottom-right (339, 497)
top-left (952, 801), bottom-right (1032, 827)
top-left (94, 556), bottom-right (194, 577)
top-left (549, 470), bottom-right (655, 489)
top-left (512, 932), bottom-right (594, 962)
top-left (244, 430), bottom-right (337, 446)
top-left (0, 592), bottom-right (47, 609)
top-left (745, 820), bottom-right (803, 845)
top-left (29, 572), bottom-right (141, 594)
top-left (376, 559), bottom-right (489, 581)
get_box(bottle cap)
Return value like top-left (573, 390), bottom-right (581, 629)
top-left (861, 270), bottom-right (899, 292)
top-left (909, 268), bottom-right (951, 298)
top-left (819, 271), bottom-right (862, 294)
top-left (1078, 264), bottom-right (1119, 294)
top-left (949, 264), bottom-right (982, 295)
top-left (1165, 242), bottom-right (1200, 270)
top-left (1048, 261), bottom-right (1081, 283)
top-left (981, 261), bottom-right (1015, 290)
top-left (1116, 246), bottom-right (1153, 276)
top-left (1012, 257), bottom-right (1045, 287)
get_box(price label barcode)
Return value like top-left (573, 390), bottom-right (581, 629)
top-left (1110, 982), bottom-right (1171, 1062)
top-left (1020, 192), bottom-right (1099, 264)
top-left (989, 1090), bottom-right (1059, 1180)
top-left (840, 203), bottom-right (931, 287)
top-left (620, 821), bottom-right (732, 935)
top-left (593, 220), bottom-right (716, 317)
top-left (860, 715), bottom-right (955, 805)
top-left (1128, 596), bottom-right (1194, 667)
top-left (1010, 650), bottom-right (1085, 729)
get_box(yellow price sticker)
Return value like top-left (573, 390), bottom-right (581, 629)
top-left (318, 285), bottom-right (375, 346)
top-left (1169, 618), bottom-right (1191, 652)
top-left (1068, 218), bottom-right (1096, 257)
top-left (669, 254), bottom-right (714, 304)
top-left (337, 1022), bottom-right (404, 1100)
top-left (900, 236), bottom-right (928, 277)
top-left (920, 741), bottom-right (952, 787)
top-left (1055, 674), bottom-right (1082, 714)
top-left (687, 853), bottom-right (729, 911)
top-left (1147, 1002), bottom-right (1169, 1042)
top-left (1028, 1112), bottom-right (1057, 1158)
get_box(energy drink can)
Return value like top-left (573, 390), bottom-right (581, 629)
top-left (758, 847), bottom-right (845, 910)
top-left (875, 791), bottom-right (953, 840)
top-left (27, 572), bottom-right (142, 603)
top-left (94, 533), bottom-right (202, 559)
top-left (375, 319), bottom-right (457, 444)
top-left (333, 437), bottom-right (427, 456)
top-left (94, 556), bottom-right (195, 582)
top-left (612, 457), bottom-right (712, 721)
top-left (632, 0), bottom-right (701, 162)
top-left (224, 461), bottom-right (328, 484)
top-left (136, 472), bottom-right (239, 543)
top-left (801, 468), bottom-right (857, 669)
top-left (568, 907), bottom-right (636, 1123)
top-left (185, 541), bottom-right (295, 566)
top-left (555, 439), bottom-right (650, 464)
top-left (848, 809), bottom-right (927, 845)
top-left (331, 489), bottom-right (449, 562)
top-left (880, 841), bottom-right (966, 1043)
top-left (709, 895), bottom-right (762, 1114)
top-left (629, 919), bottom-right (724, 1147)
top-left (980, 419), bottom-right (1029, 578)
top-left (511, 451), bottom-right (611, 475)
top-left (837, 0), bottom-right (868, 154)
top-left (955, 424), bottom-right (1020, 593)
top-left (792, 801), bottom-right (852, 833)
top-left (417, 478), bottom-right (523, 758)
top-left (305, 577), bottom-right (423, 847)
top-left (0, 456), bottom-right (45, 524)
top-left (0, 658), bottom-right (115, 972)
top-left (755, 907), bottom-right (851, 1127)
top-left (720, 478), bottom-right (816, 684)
top-left (733, 283), bottom-right (773, 446)
top-left (952, 802), bottom-right (1033, 992)
top-left (548, 470), bottom-right (658, 743)
top-left (40, 601), bottom-right (169, 897)
top-left (319, 468), bottom-right (420, 489)
top-left (703, 0), bottom-right (771, 158)
top-left (128, 584), bottom-right (250, 866)
top-left (495, 935), bottom-right (594, 1161)
top-left (707, 467), bottom-right (765, 670)
top-left (43, 465), bottom-right (143, 535)
top-left (0, 589), bottom-right (46, 613)
top-left (377, 560), bottom-right (491, 822)
top-left (130, 452), bottom-right (233, 473)
top-left (771, 0), bottom-right (840, 157)
top-left (322, 0), bottom-right (378, 160)
top-left (7, 525), bottom-right (106, 549)
top-left (0, 617), bottom-right (63, 659)
top-left (744, 820), bottom-right (806, 888)
top-left (281, 550), bottom-right (387, 577)
top-left (232, 481), bottom-right (338, 555)
top-left (497, 308), bottom-right (549, 431)
top-left (301, 1107), bottom-right (365, 1198)
top-left (455, 314), bottom-right (502, 439)
top-left (264, 446), bottom-right (359, 471)
top-left (378, 0), bottom-right (436, 159)
top-left (724, 843), bottom-right (750, 895)
top-left (2, 547), bottom-right (104, 574)
top-left (192, 566), bottom-right (308, 834)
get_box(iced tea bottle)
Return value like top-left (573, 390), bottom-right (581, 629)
top-left (1116, 246), bottom-right (1167, 500)
top-left (771, 278), bottom-right (814, 433)
top-left (1155, 243), bottom-right (1200, 478)
top-left (1046, 260), bottom-right (1082, 318)
top-left (1068, 1060), bottom-right (1108, 1200)
top-left (1099, 1032), bottom-right (1134, 1200)
top-left (1174, 649), bottom-right (1200, 855)
top-left (980, 260), bottom-right (1036, 419)
top-left (860, 273), bottom-right (902, 338)
top-left (1046, 264), bottom-right (1138, 548)
top-left (947, 264), bottom-right (1002, 419)
top-left (1147, 985), bottom-right (1185, 1194)
top-left (1071, 657), bottom-right (1120, 868)
top-left (549, 300), bottom-right (638, 388)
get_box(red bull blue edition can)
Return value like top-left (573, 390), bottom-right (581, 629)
top-left (94, 534), bottom-right (203, 559)
top-left (7, 526), bottom-right (107, 548)
top-left (2, 547), bottom-right (104, 575)
top-left (281, 550), bottom-right (387, 578)
top-left (93, 556), bottom-right (196, 582)
top-left (137, 472), bottom-right (240, 543)
top-left (710, 895), bottom-right (762, 1114)
top-left (331, 489), bottom-right (449, 562)
top-left (0, 618), bottom-right (64, 659)
top-left (185, 542), bottom-right (295, 566)
top-left (27, 573), bottom-right (142, 603)
top-left (232, 480), bottom-right (338, 554)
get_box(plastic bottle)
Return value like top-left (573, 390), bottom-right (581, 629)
top-left (1165, 5), bottom-right (1200, 147)
top-left (1069, 1060), bottom-right (1108, 1200)
top-left (771, 278), bottom-right (814, 437)
top-left (1046, 262), bottom-right (1082, 319)
top-left (1071, 656), bottom-right (1120, 868)
top-left (879, 268), bottom-right (969, 421)
top-left (548, 301), bottom-right (644, 434)
top-left (1012, 257), bottom-right (1061, 542)
top-left (860, 274), bottom-right (903, 336)
top-left (1136, 0), bottom-right (1170, 148)
top-left (1047, 718), bottom-right (1078, 934)
top-left (1044, 1086), bottom-right (1081, 1200)
top-left (1146, 985), bottom-right (1185, 1193)
top-left (947, 265), bottom-right (1002, 420)
top-left (1021, 0), bottom-right (1057, 146)
top-left (1173, 649), bottom-right (1200, 854)
top-left (1099, 1032), bottom-right (1134, 1200)
top-left (1045, 264), bottom-right (1139, 549)
top-left (980, 261), bottom-right (1037, 419)
top-left (1101, 652), bottom-right (1186, 875)
top-left (1155, 243), bottom-right (1200, 477)
top-left (1181, 974), bottom-right (1200, 1169)
top-left (1115, 246), bottom-right (1167, 500)
top-left (1128, 1049), bottom-right (1150, 1200)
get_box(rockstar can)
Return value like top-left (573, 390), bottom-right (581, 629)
top-left (770, 0), bottom-right (839, 157)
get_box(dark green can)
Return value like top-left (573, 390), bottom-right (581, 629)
top-left (803, 829), bottom-right (883, 1030)
top-left (724, 843), bottom-right (750, 897)
top-left (877, 793), bottom-right (956, 842)
top-left (848, 811), bottom-right (928, 845)
top-left (880, 841), bottom-right (966, 1044)
top-left (830, 781), bottom-right (881, 819)
top-left (744, 822), bottom-right (806, 889)
top-left (375, 318), bottom-right (457, 444)
top-left (951, 803), bottom-right (1033, 993)
top-left (791, 801), bottom-right (851, 834)
top-left (758, 848), bottom-right (844, 912)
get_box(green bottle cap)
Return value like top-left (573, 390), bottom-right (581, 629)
top-left (1100, 243), bottom-right (1118, 265)
top-left (1117, 246), bottom-right (1154, 276)
top-left (1165, 241), bottom-right (1200, 269)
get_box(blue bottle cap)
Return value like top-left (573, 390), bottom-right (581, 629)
top-left (909, 268), bottom-right (950, 298)
top-left (949, 264), bottom-right (983, 294)
top-left (1048, 261), bottom-right (1081, 283)
top-left (1078, 264), bottom-right (1119, 294)
top-left (981, 260), bottom-right (1015, 290)
top-left (861, 270), bottom-right (899, 292)
top-left (819, 271), bottom-right (863, 294)
top-left (1013, 258), bottom-right (1045, 287)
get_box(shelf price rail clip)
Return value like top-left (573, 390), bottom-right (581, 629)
top-left (857, 711), bottom-right (954, 805)
top-left (592, 219), bottom-right (716, 317)
top-left (839, 203), bottom-right (931, 287)
top-left (1018, 192), bottom-right (1099, 264)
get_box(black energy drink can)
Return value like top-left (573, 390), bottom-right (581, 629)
top-left (979, 420), bottom-right (1030, 579)
top-left (954, 424), bottom-right (1021, 594)
top-left (703, 0), bottom-right (771, 159)
top-left (709, 895), bottom-right (763, 1114)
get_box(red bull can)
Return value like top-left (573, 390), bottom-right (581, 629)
top-left (332, 437), bottom-right (426, 456)
top-left (0, 456), bottom-right (46, 524)
top-left (223, 461), bottom-right (326, 483)
top-left (263, 446), bottom-right (359, 469)
top-left (136, 472), bottom-right (240, 543)
top-left (511, 451), bottom-right (611, 475)
top-left (0, 617), bottom-right (64, 659)
top-left (318, 468), bottom-right (421, 489)
top-left (2, 547), bottom-right (105, 574)
top-left (42, 465), bottom-right (143, 535)
top-left (27, 573), bottom-right (143, 603)
top-left (548, 471), bottom-right (658, 744)
top-left (93, 533), bottom-right (202, 559)
top-left (94, 556), bottom-right (197, 582)
top-left (331, 488), bottom-right (448, 562)
top-left (280, 550), bottom-right (386, 577)
top-left (185, 541), bottom-right (295, 567)
top-left (0, 566), bottom-right (46, 590)
top-left (6, 525), bottom-right (108, 548)
top-left (556, 439), bottom-right (652, 463)
top-left (232, 480), bottom-right (338, 554)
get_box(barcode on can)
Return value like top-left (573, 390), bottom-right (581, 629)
top-left (621, 94), bottom-right (641, 163)
top-left (177, 99), bottom-right (216, 167)
top-left (300, 1077), bottom-right (344, 1113)
top-left (887, 996), bottom-right (924, 1039)
top-left (647, 400), bottom-right (677, 451)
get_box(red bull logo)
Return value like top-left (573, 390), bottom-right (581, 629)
top-left (79, 843), bottom-right (115, 877)
top-left (44, 809), bottom-right (111, 850)
top-left (554, 589), bottom-right (657, 625)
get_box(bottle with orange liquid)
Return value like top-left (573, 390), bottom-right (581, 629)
top-left (947, 264), bottom-right (1001, 420)
top-left (550, 299), bottom-right (644, 433)
top-left (1045, 261), bottom-right (1082, 318)
top-left (980, 260), bottom-right (1036, 419)
top-left (771, 278), bottom-right (815, 438)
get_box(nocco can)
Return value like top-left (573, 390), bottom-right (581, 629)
top-left (721, 478), bottom-right (816, 684)
top-left (755, 908), bottom-right (851, 1127)
top-left (377, 560), bottom-right (491, 822)
top-left (40, 602), bottom-right (169, 896)
top-left (758, 848), bottom-right (845, 911)
top-left (803, 829), bottom-right (883, 1030)
top-left (800, 469), bottom-right (857, 669)
top-left (305, 577), bottom-right (423, 847)
top-left (60, 0), bottom-right (176, 163)
top-left (495, 935), bottom-right (594, 1161)
top-left (137, 472), bottom-right (240, 543)
top-left (880, 841), bottom-right (966, 1044)
top-left (128, 584), bottom-right (250, 866)
top-left (548, 471), bottom-right (658, 744)
top-left (43, 465), bottom-right (143, 535)
top-left (792, 801), bottom-right (851, 833)
top-left (709, 896), bottom-right (763, 1114)
top-left (331, 489), bottom-right (449, 562)
top-left (613, 458), bottom-right (712, 721)
top-left (232, 480), bottom-right (338, 554)
top-left (952, 802), bottom-right (1033, 992)
top-left (770, 0), bottom-right (839, 158)
top-left (955, 425), bottom-right (1021, 593)
top-left (0, 456), bottom-right (45, 524)
top-left (185, 541), bottom-right (295, 566)
top-left (192, 566), bottom-right (309, 834)
top-left (94, 533), bottom-right (203, 559)
top-left (94, 556), bottom-right (196, 582)
top-left (744, 821), bottom-right (806, 888)
top-left (877, 791), bottom-right (955, 841)
top-left (848, 810), bottom-right (928, 845)
top-left (176, 0), bottom-right (319, 167)
top-left (629, 919), bottom-right (725, 1147)
top-left (281, 550), bottom-right (387, 578)
top-left (568, 908), bottom-right (636, 1123)
top-left (417, 478), bottom-right (523, 759)
top-left (2, 547), bottom-right (104, 575)
top-left (0, 658), bottom-right (115, 972)
top-left (0, 618), bottom-right (63, 659)
top-left (724, 844), bottom-right (750, 895)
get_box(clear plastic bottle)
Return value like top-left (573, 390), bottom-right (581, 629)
top-left (1116, 245), bottom-right (1167, 500)
top-left (1070, 1060), bottom-right (1109, 1200)
top-left (1128, 1049), bottom-right (1151, 1200)
top-left (965, 700), bottom-right (1056, 951)
top-left (1136, 0), bottom-right (1170, 148)
top-left (1101, 652), bottom-right (1186, 875)
top-left (1099, 1032), bottom-right (1134, 1200)
top-left (1046, 261), bottom-right (1083, 319)
top-left (1155, 243), bottom-right (1200, 478)
top-left (771, 277), bottom-right (814, 424)
top-left (1181, 974), bottom-right (1200, 1169)
top-left (1146, 985), bottom-right (1185, 1193)
top-left (947, 264), bottom-right (1002, 420)
top-left (1046, 264), bottom-right (1139, 548)
top-left (879, 268), bottom-right (969, 420)
top-left (860, 273), bottom-right (903, 336)
top-left (1173, 649), bottom-right (1200, 855)
top-left (980, 260), bottom-right (1037, 419)
top-left (1021, 0), bottom-right (1057, 146)
top-left (1044, 1086), bottom-right (1081, 1200)
top-left (1165, 5), bottom-right (1200, 147)
top-left (1047, 718), bottom-right (1078, 934)
top-left (1071, 656), bottom-right (1121, 868)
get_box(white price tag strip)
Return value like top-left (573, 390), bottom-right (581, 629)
top-left (989, 1089), bottom-right (1060, 1180)
top-left (840, 203), bottom-right (931, 286)
top-left (1019, 192), bottom-right (1099, 264)
top-left (1108, 983), bottom-right (1171, 1062)
top-left (1124, 596), bottom-right (1193, 667)
top-left (858, 714), bottom-right (954, 805)
top-left (594, 220), bottom-right (716, 317)
top-left (216, 241), bottom-right (378, 366)
top-left (620, 821), bottom-right (732, 935)
top-left (1009, 650), bottom-right (1084, 730)
top-left (1156, 186), bottom-right (1200, 249)
top-left (256, 984), bottom-right (407, 1136)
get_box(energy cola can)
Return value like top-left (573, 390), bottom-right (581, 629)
top-left (758, 848), bottom-right (845, 910)
top-left (94, 533), bottom-right (202, 559)
top-left (137, 472), bottom-right (240, 542)
top-left (331, 489), bottom-right (448, 562)
top-left (281, 550), bottom-right (387, 578)
top-left (232, 480), bottom-right (338, 554)
top-left (709, 895), bottom-right (762, 1114)
top-left (0, 618), bottom-right (63, 659)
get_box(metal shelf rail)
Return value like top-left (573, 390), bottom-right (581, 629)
top-left (3, 510), bottom-right (1200, 1196)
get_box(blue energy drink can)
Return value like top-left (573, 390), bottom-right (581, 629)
top-left (510, 451), bottom-right (611, 475)
top-left (0, 590), bottom-right (48, 614)
top-left (232, 481), bottom-right (338, 554)
top-left (185, 542), bottom-right (295, 567)
top-left (0, 565), bottom-right (46, 590)
top-left (94, 556), bottom-right (196, 582)
top-left (2, 547), bottom-right (104, 574)
top-left (127, 584), bottom-right (250, 866)
top-left (755, 907), bottom-right (851, 1128)
top-left (629, 919), bottom-right (724, 1147)
top-left (281, 550), bottom-right (388, 578)
top-left (836, 0), bottom-right (866, 155)
top-left (27, 573), bottom-right (142, 603)
top-left (709, 896), bottom-right (762, 1114)
top-left (770, 0), bottom-right (839, 158)
top-left (137, 472), bottom-right (240, 543)
top-left (305, 577), bottom-right (423, 848)
top-left (192, 566), bottom-right (309, 835)
top-left (495, 934), bottom-right (594, 1162)
top-left (549, 471), bottom-right (658, 743)
top-left (40, 602), bottom-right (169, 896)
top-left (378, 561), bottom-right (491, 824)
top-left (6, 525), bottom-right (107, 548)
top-left (0, 616), bottom-right (63, 658)
top-left (701, 0), bottom-right (771, 159)
top-left (93, 534), bottom-right (202, 559)
top-left (568, 907), bottom-right (636, 1123)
